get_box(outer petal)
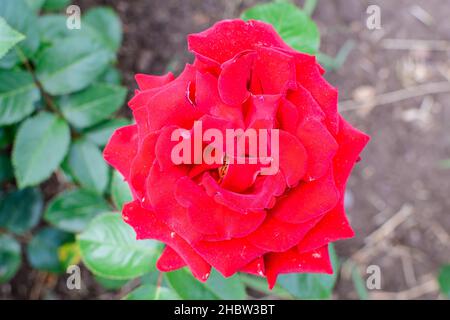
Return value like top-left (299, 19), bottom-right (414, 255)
top-left (265, 245), bottom-right (332, 289)
top-left (241, 257), bottom-right (265, 276)
top-left (297, 116), bottom-right (370, 252)
top-left (296, 117), bottom-right (338, 181)
top-left (272, 170), bottom-right (340, 224)
top-left (188, 19), bottom-right (291, 64)
top-left (191, 238), bottom-right (266, 277)
top-left (103, 125), bottom-right (138, 178)
top-left (123, 201), bottom-right (211, 281)
top-left (156, 246), bottom-right (187, 272)
top-left (135, 72), bottom-right (175, 90)
top-left (278, 130), bottom-right (307, 187)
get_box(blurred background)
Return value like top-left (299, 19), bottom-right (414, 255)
top-left (1, 0), bottom-right (449, 300)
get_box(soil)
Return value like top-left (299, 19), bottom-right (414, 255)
top-left (2, 0), bottom-right (449, 299)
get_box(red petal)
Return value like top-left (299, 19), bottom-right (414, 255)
top-left (296, 117), bottom-right (338, 181)
top-left (247, 214), bottom-right (322, 252)
top-left (188, 19), bottom-right (290, 64)
top-left (218, 51), bottom-right (256, 106)
top-left (278, 130), bottom-right (307, 187)
top-left (135, 72), bottom-right (174, 91)
top-left (265, 245), bottom-right (332, 289)
top-left (191, 238), bottom-right (266, 277)
top-left (253, 46), bottom-right (296, 94)
top-left (156, 246), bottom-right (187, 272)
top-left (202, 172), bottom-right (285, 213)
top-left (277, 98), bottom-right (299, 134)
top-left (103, 125), bottom-right (138, 179)
top-left (129, 131), bottom-right (159, 200)
top-left (175, 177), bottom-right (266, 240)
top-left (245, 94), bottom-right (280, 129)
top-left (123, 201), bottom-right (211, 281)
top-left (272, 170), bottom-right (340, 224)
top-left (242, 257), bottom-right (265, 276)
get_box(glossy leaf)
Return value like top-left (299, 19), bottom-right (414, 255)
top-left (0, 17), bottom-right (25, 59)
top-left (241, 1), bottom-right (320, 54)
top-left (12, 112), bottom-right (70, 188)
top-left (59, 83), bottom-right (126, 129)
top-left (67, 139), bottom-right (109, 194)
top-left (83, 7), bottom-right (122, 52)
top-left (96, 66), bottom-right (122, 85)
top-left (204, 269), bottom-right (247, 300)
top-left (42, 0), bottom-right (70, 11)
top-left (83, 118), bottom-right (130, 147)
top-left (0, 188), bottom-right (43, 234)
top-left (124, 284), bottom-right (180, 300)
top-left (36, 36), bottom-right (112, 95)
top-left (95, 275), bottom-right (129, 291)
top-left (44, 188), bottom-right (110, 233)
top-left (27, 227), bottom-right (73, 273)
top-left (77, 212), bottom-right (162, 280)
top-left (0, 234), bottom-right (22, 283)
top-left (110, 170), bottom-right (132, 210)
top-left (0, 70), bottom-right (40, 126)
top-left (0, 0), bottom-right (39, 68)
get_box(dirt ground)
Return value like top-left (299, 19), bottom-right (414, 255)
top-left (3, 0), bottom-right (450, 299)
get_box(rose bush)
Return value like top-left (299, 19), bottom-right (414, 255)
top-left (104, 19), bottom-right (369, 288)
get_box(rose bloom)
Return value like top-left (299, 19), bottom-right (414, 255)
top-left (104, 19), bottom-right (370, 288)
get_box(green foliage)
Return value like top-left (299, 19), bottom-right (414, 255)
top-left (0, 234), bottom-right (22, 283)
top-left (438, 265), bottom-right (450, 298)
top-left (67, 139), bottom-right (109, 194)
top-left (77, 213), bottom-right (162, 280)
top-left (125, 284), bottom-right (180, 300)
top-left (44, 188), bottom-right (110, 233)
top-left (110, 170), bottom-right (133, 210)
top-left (0, 188), bottom-right (43, 234)
top-left (12, 112), bottom-right (70, 188)
top-left (84, 118), bottom-right (130, 147)
top-left (26, 227), bottom-right (73, 273)
top-left (0, 17), bottom-right (25, 59)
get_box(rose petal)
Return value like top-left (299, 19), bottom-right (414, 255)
top-left (218, 51), bottom-right (256, 106)
top-left (188, 19), bottom-right (290, 64)
top-left (278, 130), bottom-right (307, 187)
top-left (103, 125), bottom-right (138, 178)
top-left (135, 72), bottom-right (175, 91)
top-left (245, 94), bottom-right (281, 130)
top-left (241, 257), bottom-right (265, 276)
top-left (265, 245), bottom-right (332, 289)
top-left (156, 246), bottom-right (187, 272)
top-left (272, 170), bottom-right (340, 224)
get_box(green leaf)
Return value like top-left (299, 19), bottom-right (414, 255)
top-left (0, 188), bottom-right (43, 234)
top-left (0, 234), bottom-right (22, 283)
top-left (83, 7), bottom-right (122, 52)
top-left (59, 83), bottom-right (126, 129)
top-left (124, 284), bottom-right (180, 300)
top-left (42, 0), bottom-right (70, 11)
top-left (95, 275), bottom-right (129, 291)
top-left (438, 265), bottom-right (450, 298)
top-left (165, 268), bottom-right (218, 300)
top-left (12, 112), bottom-right (70, 188)
top-left (36, 36), bottom-right (113, 95)
top-left (27, 227), bottom-right (73, 273)
top-left (25, 0), bottom-right (47, 12)
top-left (110, 170), bottom-right (132, 210)
top-left (0, 17), bottom-right (25, 60)
top-left (0, 154), bottom-right (13, 183)
top-left (37, 14), bottom-right (77, 43)
top-left (44, 188), bottom-right (110, 233)
top-left (239, 274), bottom-right (293, 299)
top-left (205, 269), bottom-right (246, 300)
top-left (0, 0), bottom-right (39, 68)
top-left (0, 70), bottom-right (40, 126)
top-left (67, 139), bottom-right (109, 194)
top-left (77, 212), bottom-right (162, 280)
top-left (277, 244), bottom-right (339, 299)
top-left (83, 118), bottom-right (130, 147)
top-left (57, 242), bottom-right (80, 270)
top-left (96, 66), bottom-right (122, 85)
top-left (241, 1), bottom-right (320, 54)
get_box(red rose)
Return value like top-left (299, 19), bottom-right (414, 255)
top-left (104, 19), bottom-right (369, 288)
